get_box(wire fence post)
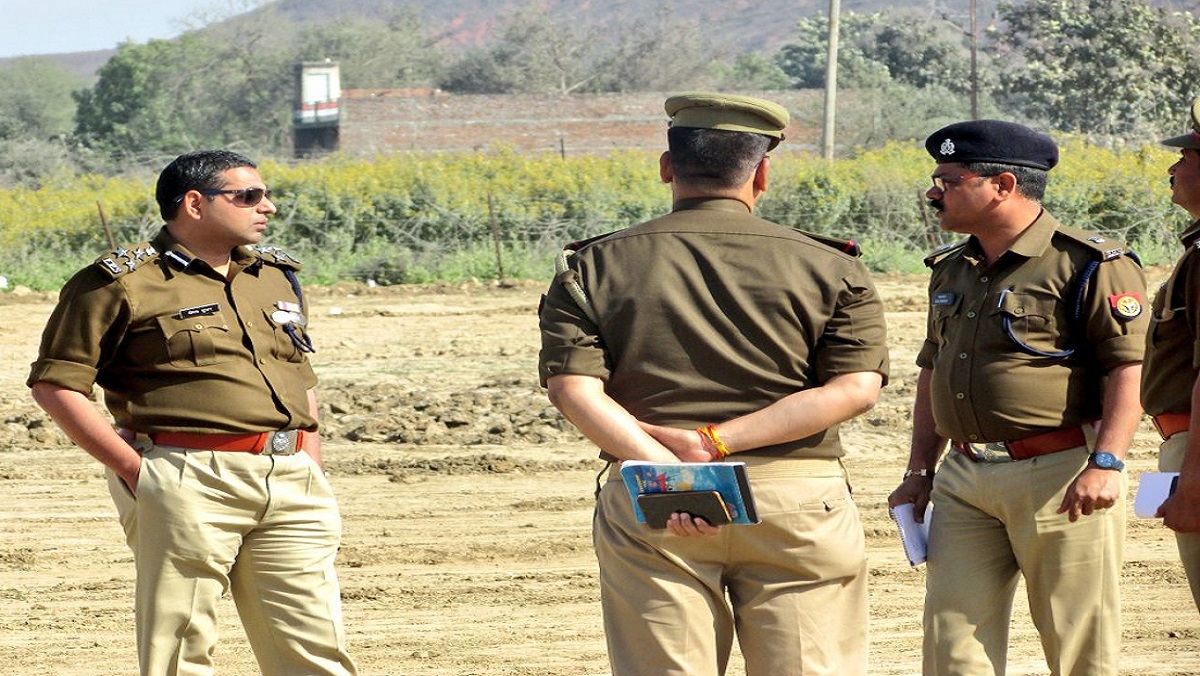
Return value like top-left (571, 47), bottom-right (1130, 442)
top-left (488, 192), bottom-right (505, 280)
top-left (97, 201), bottom-right (116, 249)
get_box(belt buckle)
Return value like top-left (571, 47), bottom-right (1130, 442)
top-left (966, 442), bottom-right (1013, 463)
top-left (262, 430), bottom-right (298, 456)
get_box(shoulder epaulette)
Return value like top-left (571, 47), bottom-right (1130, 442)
top-left (554, 241), bottom-right (603, 326)
top-left (564, 231), bottom-right (618, 252)
top-left (1054, 226), bottom-right (1141, 267)
top-left (923, 240), bottom-right (968, 268)
top-left (250, 245), bottom-right (303, 270)
top-left (796, 230), bottom-right (861, 257)
top-left (94, 243), bottom-right (159, 278)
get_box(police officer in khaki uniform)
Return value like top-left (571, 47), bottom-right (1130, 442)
top-left (1142, 98), bottom-right (1200, 611)
top-left (28, 150), bottom-right (357, 676)
top-left (888, 120), bottom-right (1148, 676)
top-left (539, 93), bottom-right (889, 676)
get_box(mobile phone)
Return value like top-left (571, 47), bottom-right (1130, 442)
top-left (637, 490), bottom-right (732, 529)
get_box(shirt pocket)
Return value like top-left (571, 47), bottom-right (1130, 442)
top-left (1147, 294), bottom-right (1198, 365)
top-left (156, 314), bottom-right (234, 367)
top-left (991, 290), bottom-right (1065, 356)
top-left (261, 307), bottom-right (308, 363)
top-left (929, 293), bottom-right (962, 347)
top-left (1148, 283), bottom-right (1184, 342)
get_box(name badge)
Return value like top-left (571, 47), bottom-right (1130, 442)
top-left (176, 303), bottom-right (220, 319)
top-left (932, 292), bottom-right (958, 306)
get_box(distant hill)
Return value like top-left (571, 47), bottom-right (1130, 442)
top-left (4, 0), bottom-right (1003, 81)
top-left (266, 0), bottom-right (1003, 55)
top-left (20, 0), bottom-right (1200, 83)
top-left (0, 48), bottom-right (113, 82)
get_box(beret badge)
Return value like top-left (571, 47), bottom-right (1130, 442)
top-left (940, 139), bottom-right (956, 157)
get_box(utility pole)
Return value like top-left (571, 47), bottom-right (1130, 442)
top-left (940, 0), bottom-right (980, 119)
top-left (969, 0), bottom-right (978, 119)
top-left (823, 0), bottom-right (840, 160)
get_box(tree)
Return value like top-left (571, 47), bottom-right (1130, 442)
top-left (438, 1), bottom-right (714, 94)
top-left (73, 37), bottom-right (215, 159)
top-left (439, 3), bottom-right (591, 94)
top-left (73, 5), bottom-right (298, 161)
top-left (869, 11), bottom-right (986, 96)
top-left (992, 0), bottom-right (1200, 138)
top-left (295, 10), bottom-right (447, 89)
top-left (584, 9), bottom-right (711, 93)
top-left (0, 57), bottom-right (83, 141)
top-left (775, 9), bottom-right (983, 95)
top-left (710, 53), bottom-right (793, 91)
top-left (776, 13), bottom-right (892, 90)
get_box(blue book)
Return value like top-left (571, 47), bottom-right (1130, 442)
top-left (619, 461), bottom-right (760, 525)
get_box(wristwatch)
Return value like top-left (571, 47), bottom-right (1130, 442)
top-left (903, 468), bottom-right (933, 479)
top-left (1089, 451), bottom-right (1125, 471)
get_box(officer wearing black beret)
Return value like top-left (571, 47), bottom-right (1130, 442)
top-left (540, 93), bottom-right (888, 674)
top-left (890, 120), bottom-right (1147, 675)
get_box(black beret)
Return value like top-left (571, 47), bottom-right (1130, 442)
top-left (925, 120), bottom-right (1058, 171)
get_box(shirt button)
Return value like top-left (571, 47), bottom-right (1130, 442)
top-left (193, 323), bottom-right (203, 330)
top-left (967, 311), bottom-right (976, 318)
top-left (259, 358), bottom-right (267, 364)
top-left (980, 276), bottom-right (989, 283)
top-left (959, 352), bottom-right (968, 359)
top-left (956, 393), bottom-right (965, 399)
top-left (969, 434), bottom-right (979, 440)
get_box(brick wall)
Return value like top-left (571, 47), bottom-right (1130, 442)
top-left (323, 89), bottom-right (827, 157)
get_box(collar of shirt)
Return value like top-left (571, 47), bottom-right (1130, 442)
top-left (1179, 218), bottom-right (1200, 248)
top-left (671, 197), bottom-right (752, 214)
top-left (964, 209), bottom-right (1062, 265)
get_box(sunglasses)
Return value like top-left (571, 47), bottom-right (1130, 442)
top-left (930, 173), bottom-right (990, 191)
top-left (173, 187), bottom-right (273, 208)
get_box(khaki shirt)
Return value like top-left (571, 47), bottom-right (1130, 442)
top-left (1142, 220), bottom-right (1200, 416)
top-left (28, 227), bottom-right (318, 434)
top-left (917, 211), bottom-right (1148, 443)
top-left (538, 197), bottom-right (890, 458)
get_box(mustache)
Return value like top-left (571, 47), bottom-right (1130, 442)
top-left (929, 199), bottom-right (944, 211)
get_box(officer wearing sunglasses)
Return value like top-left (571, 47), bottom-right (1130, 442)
top-left (185, 185), bottom-right (273, 207)
top-left (28, 149), bottom-right (357, 675)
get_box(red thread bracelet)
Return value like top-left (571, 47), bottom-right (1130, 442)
top-left (697, 424), bottom-right (731, 460)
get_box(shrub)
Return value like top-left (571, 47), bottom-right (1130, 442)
top-left (0, 142), bottom-right (1187, 290)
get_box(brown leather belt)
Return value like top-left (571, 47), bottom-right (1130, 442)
top-left (151, 430), bottom-right (306, 456)
top-left (1151, 413), bottom-right (1190, 440)
top-left (953, 424), bottom-right (1088, 463)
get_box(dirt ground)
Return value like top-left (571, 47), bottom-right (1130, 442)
top-left (1, 271), bottom-right (1198, 675)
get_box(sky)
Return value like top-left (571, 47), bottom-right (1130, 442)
top-left (0, 0), bottom-right (209, 59)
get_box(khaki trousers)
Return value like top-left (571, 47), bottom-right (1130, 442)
top-left (594, 457), bottom-right (867, 676)
top-left (107, 445), bottom-right (357, 676)
top-left (924, 448), bottom-right (1124, 676)
top-left (1158, 432), bottom-right (1200, 610)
